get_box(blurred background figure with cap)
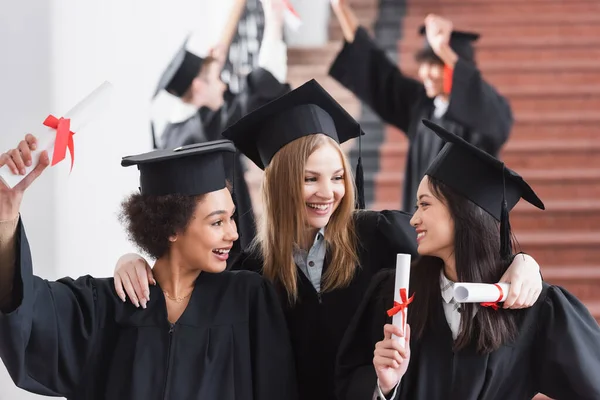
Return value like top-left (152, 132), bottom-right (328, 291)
top-left (0, 135), bottom-right (297, 399)
top-left (336, 120), bottom-right (600, 400)
top-left (152, 0), bottom-right (292, 267)
top-left (328, 0), bottom-right (513, 212)
top-left (113, 80), bottom-right (543, 400)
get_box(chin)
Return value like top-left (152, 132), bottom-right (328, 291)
top-left (307, 216), bottom-right (331, 230)
top-left (203, 263), bottom-right (227, 273)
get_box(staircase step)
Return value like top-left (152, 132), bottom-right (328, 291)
top-left (529, 265), bottom-right (600, 301)
top-left (405, 1), bottom-right (600, 16)
top-left (381, 117), bottom-right (600, 142)
top-left (511, 120), bottom-right (600, 141)
top-left (401, 35), bottom-right (600, 51)
top-left (400, 22), bottom-right (600, 39)
top-left (287, 42), bottom-right (344, 66)
top-left (511, 201), bottom-right (600, 232)
top-left (510, 231), bottom-right (600, 266)
top-left (377, 140), bottom-right (600, 171)
top-left (399, 46), bottom-right (600, 64)
top-left (289, 56), bottom-right (600, 89)
top-left (402, 12), bottom-right (600, 27)
top-left (372, 168), bottom-right (600, 206)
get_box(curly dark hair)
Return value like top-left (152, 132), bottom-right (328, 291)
top-left (119, 193), bottom-right (204, 259)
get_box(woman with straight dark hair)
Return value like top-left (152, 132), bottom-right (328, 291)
top-left (336, 120), bottom-right (600, 400)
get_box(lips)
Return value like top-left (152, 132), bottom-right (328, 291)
top-left (306, 202), bottom-right (334, 216)
top-left (212, 247), bottom-right (231, 261)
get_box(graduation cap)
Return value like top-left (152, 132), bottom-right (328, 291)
top-left (153, 36), bottom-right (205, 99)
top-left (416, 25), bottom-right (480, 64)
top-left (422, 119), bottom-right (545, 260)
top-left (121, 140), bottom-right (236, 196)
top-left (222, 79), bottom-right (367, 208)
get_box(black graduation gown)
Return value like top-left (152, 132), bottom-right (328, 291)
top-left (329, 27), bottom-right (514, 212)
top-left (159, 68), bottom-right (291, 265)
top-left (336, 269), bottom-right (600, 400)
top-left (231, 210), bottom-right (418, 400)
top-left (0, 219), bottom-right (298, 400)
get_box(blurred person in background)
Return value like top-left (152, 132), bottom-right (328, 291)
top-left (152, 0), bottom-right (291, 268)
top-left (329, 0), bottom-right (513, 213)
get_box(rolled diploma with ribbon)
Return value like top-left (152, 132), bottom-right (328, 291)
top-left (390, 253), bottom-right (411, 346)
top-left (283, 0), bottom-right (302, 31)
top-left (453, 282), bottom-right (510, 303)
top-left (0, 81), bottom-right (113, 188)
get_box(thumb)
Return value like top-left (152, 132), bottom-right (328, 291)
top-left (405, 324), bottom-right (411, 342)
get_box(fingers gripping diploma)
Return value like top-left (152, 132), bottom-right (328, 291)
top-left (373, 324), bottom-right (411, 397)
top-left (113, 254), bottom-right (155, 309)
top-left (0, 134), bottom-right (50, 220)
top-left (499, 253), bottom-right (542, 309)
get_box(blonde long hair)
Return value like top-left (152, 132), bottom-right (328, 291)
top-left (252, 134), bottom-right (359, 303)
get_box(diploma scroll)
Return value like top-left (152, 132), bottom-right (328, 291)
top-left (283, 0), bottom-right (302, 31)
top-left (389, 253), bottom-right (412, 346)
top-left (453, 282), bottom-right (510, 303)
top-left (0, 81), bottom-right (113, 188)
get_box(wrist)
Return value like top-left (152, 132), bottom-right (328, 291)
top-left (435, 43), bottom-right (458, 68)
top-left (0, 207), bottom-right (20, 223)
top-left (379, 382), bottom-right (396, 396)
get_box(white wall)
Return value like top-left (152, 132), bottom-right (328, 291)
top-left (0, 0), bottom-right (235, 398)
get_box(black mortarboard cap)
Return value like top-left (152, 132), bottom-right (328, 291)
top-left (416, 25), bottom-right (480, 64)
top-left (121, 140), bottom-right (236, 196)
top-left (422, 119), bottom-right (545, 260)
top-left (153, 36), bottom-right (205, 99)
top-left (222, 79), bottom-right (367, 208)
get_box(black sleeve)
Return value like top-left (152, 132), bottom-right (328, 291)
top-left (375, 210), bottom-right (419, 267)
top-left (244, 67), bottom-right (291, 113)
top-left (329, 27), bottom-right (424, 134)
top-left (0, 219), bottom-right (109, 397)
top-left (250, 275), bottom-right (298, 399)
top-left (336, 269), bottom-right (395, 400)
top-left (534, 285), bottom-right (600, 399)
top-left (445, 59), bottom-right (513, 154)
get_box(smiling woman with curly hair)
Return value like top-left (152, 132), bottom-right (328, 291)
top-left (0, 138), bottom-right (297, 400)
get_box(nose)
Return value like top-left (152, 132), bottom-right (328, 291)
top-left (316, 180), bottom-right (334, 199)
top-left (225, 219), bottom-right (239, 242)
top-left (410, 209), bottom-right (420, 228)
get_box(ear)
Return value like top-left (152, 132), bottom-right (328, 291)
top-left (168, 235), bottom-right (178, 243)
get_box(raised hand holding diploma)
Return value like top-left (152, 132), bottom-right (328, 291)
top-left (0, 135), bottom-right (50, 220)
top-left (0, 81), bottom-right (112, 189)
top-left (386, 254), bottom-right (413, 346)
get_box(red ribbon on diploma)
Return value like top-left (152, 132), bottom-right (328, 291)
top-left (387, 288), bottom-right (414, 329)
top-left (480, 284), bottom-right (504, 310)
top-left (282, 0), bottom-right (300, 19)
top-left (43, 115), bottom-right (75, 171)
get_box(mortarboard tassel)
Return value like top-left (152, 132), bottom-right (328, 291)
top-left (355, 128), bottom-right (365, 210)
top-left (499, 164), bottom-right (512, 261)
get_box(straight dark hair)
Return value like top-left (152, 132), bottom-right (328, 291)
top-left (409, 176), bottom-right (519, 354)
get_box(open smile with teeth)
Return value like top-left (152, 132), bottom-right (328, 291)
top-left (417, 232), bottom-right (426, 240)
top-left (213, 248), bottom-right (230, 255)
top-left (307, 203), bottom-right (332, 211)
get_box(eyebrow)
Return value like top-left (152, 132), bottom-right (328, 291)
top-left (305, 168), bottom-right (344, 175)
top-left (417, 194), bottom-right (432, 201)
top-left (204, 207), bottom-right (236, 220)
